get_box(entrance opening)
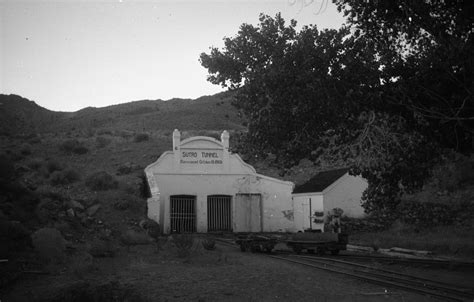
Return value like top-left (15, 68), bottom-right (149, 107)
top-left (207, 195), bottom-right (232, 232)
top-left (170, 195), bottom-right (196, 233)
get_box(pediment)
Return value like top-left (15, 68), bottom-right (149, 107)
top-left (180, 136), bottom-right (223, 149)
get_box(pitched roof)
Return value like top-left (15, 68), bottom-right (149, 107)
top-left (292, 168), bottom-right (349, 194)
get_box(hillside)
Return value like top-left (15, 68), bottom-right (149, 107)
top-left (0, 94), bottom-right (61, 135)
top-left (0, 91), bottom-right (245, 136)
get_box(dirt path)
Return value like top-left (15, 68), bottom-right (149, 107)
top-left (3, 242), bottom-right (448, 302)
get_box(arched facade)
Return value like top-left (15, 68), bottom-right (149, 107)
top-left (144, 129), bottom-right (296, 234)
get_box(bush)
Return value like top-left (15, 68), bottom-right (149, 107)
top-left (27, 158), bottom-right (43, 170)
top-left (201, 238), bottom-right (216, 251)
top-left (85, 171), bottom-right (118, 191)
top-left (111, 194), bottom-right (144, 212)
top-left (46, 160), bottom-right (63, 173)
top-left (88, 239), bottom-right (115, 257)
top-left (134, 133), bottom-right (149, 142)
top-left (20, 144), bottom-right (32, 155)
top-left (0, 155), bottom-right (16, 183)
top-left (139, 219), bottom-right (160, 239)
top-left (50, 169), bottom-right (81, 185)
top-left (116, 164), bottom-right (133, 175)
top-left (0, 220), bottom-right (31, 258)
top-left (31, 228), bottom-right (66, 263)
top-left (173, 234), bottom-right (195, 258)
top-left (35, 197), bottom-right (63, 224)
top-left (59, 139), bottom-right (89, 155)
top-left (120, 229), bottom-right (152, 246)
top-left (95, 136), bottom-right (111, 148)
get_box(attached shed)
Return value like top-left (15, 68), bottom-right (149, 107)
top-left (292, 168), bottom-right (368, 231)
top-left (145, 129), bottom-right (296, 234)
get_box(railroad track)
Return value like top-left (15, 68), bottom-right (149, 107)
top-left (214, 237), bottom-right (474, 300)
top-left (270, 254), bottom-right (474, 302)
top-left (333, 254), bottom-right (474, 268)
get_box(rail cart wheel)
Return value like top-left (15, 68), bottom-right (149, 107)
top-left (330, 249), bottom-right (340, 255)
top-left (316, 248), bottom-right (325, 256)
top-left (293, 246), bottom-right (302, 254)
top-left (307, 249), bottom-right (315, 254)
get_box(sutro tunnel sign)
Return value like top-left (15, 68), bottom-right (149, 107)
top-left (180, 150), bottom-right (223, 165)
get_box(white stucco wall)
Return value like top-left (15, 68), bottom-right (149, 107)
top-left (323, 174), bottom-right (368, 218)
top-left (144, 130), bottom-right (295, 234)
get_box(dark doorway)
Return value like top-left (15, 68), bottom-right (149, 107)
top-left (170, 195), bottom-right (196, 233)
top-left (207, 195), bottom-right (232, 232)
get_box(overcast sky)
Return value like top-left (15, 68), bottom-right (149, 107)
top-left (1, 0), bottom-right (346, 112)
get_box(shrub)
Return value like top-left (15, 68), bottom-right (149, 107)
top-left (139, 219), bottom-right (160, 240)
top-left (0, 155), bottom-right (15, 183)
top-left (47, 159), bottom-right (63, 173)
top-left (50, 169), bottom-right (81, 185)
top-left (88, 239), bottom-right (116, 257)
top-left (31, 228), bottom-right (66, 263)
top-left (134, 133), bottom-right (149, 142)
top-left (120, 229), bottom-right (152, 246)
top-left (0, 220), bottom-right (31, 258)
top-left (85, 171), bottom-right (118, 191)
top-left (116, 164), bottom-right (132, 175)
top-left (201, 238), bottom-right (216, 251)
top-left (27, 158), bottom-right (43, 170)
top-left (28, 135), bottom-right (42, 144)
top-left (20, 144), bottom-right (32, 155)
top-left (36, 198), bottom-right (63, 224)
top-left (96, 136), bottom-right (111, 148)
top-left (173, 234), bottom-right (195, 258)
top-left (59, 139), bottom-right (89, 155)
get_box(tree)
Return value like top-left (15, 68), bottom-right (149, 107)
top-left (334, 0), bottom-right (474, 152)
top-left (201, 13), bottom-right (386, 166)
top-left (200, 9), bottom-right (472, 216)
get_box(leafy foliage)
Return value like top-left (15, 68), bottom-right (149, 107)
top-left (200, 8), bottom-right (473, 214)
top-left (334, 0), bottom-right (474, 152)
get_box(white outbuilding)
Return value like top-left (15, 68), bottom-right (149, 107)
top-left (292, 168), bottom-right (368, 232)
top-left (145, 130), bottom-right (296, 234)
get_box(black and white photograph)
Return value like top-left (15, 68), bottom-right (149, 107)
top-left (1, 0), bottom-right (473, 301)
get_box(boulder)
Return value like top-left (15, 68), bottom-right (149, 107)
top-left (66, 208), bottom-right (75, 217)
top-left (86, 204), bottom-right (101, 216)
top-left (68, 200), bottom-right (85, 210)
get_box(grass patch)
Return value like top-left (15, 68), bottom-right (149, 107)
top-left (350, 224), bottom-right (474, 258)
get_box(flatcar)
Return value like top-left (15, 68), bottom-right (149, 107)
top-left (236, 232), bottom-right (348, 255)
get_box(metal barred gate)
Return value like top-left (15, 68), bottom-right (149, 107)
top-left (170, 195), bottom-right (196, 233)
top-left (207, 195), bottom-right (232, 232)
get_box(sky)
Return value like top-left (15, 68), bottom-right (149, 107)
top-left (0, 0), bottom-right (346, 112)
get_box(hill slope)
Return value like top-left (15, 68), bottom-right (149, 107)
top-left (0, 91), bottom-right (244, 135)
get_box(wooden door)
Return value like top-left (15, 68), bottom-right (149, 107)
top-left (234, 193), bottom-right (262, 232)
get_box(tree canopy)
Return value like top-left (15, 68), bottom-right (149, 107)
top-left (200, 3), bottom-right (473, 215)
